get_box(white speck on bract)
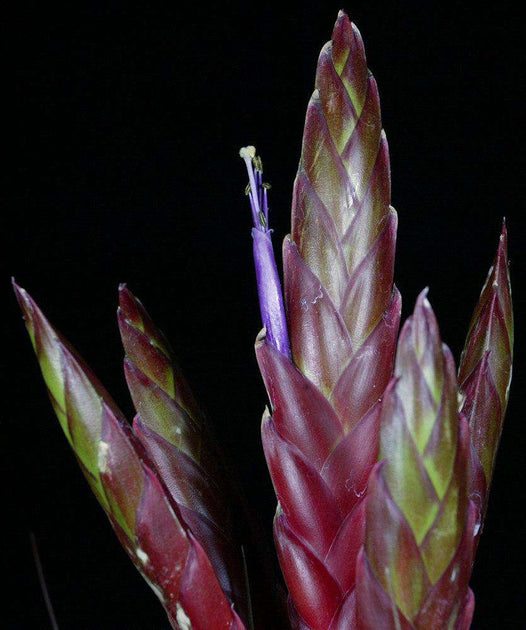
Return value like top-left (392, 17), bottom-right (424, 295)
top-left (98, 441), bottom-right (110, 473)
top-left (311, 286), bottom-right (323, 305)
top-left (299, 286), bottom-right (323, 312)
top-left (176, 603), bottom-right (193, 629)
top-left (345, 478), bottom-right (366, 497)
top-left (136, 547), bottom-right (150, 566)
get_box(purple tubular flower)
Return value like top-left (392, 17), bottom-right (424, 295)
top-left (240, 146), bottom-right (291, 358)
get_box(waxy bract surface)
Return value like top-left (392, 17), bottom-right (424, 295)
top-left (14, 282), bottom-right (247, 630)
top-left (15, 9), bottom-right (513, 630)
top-left (257, 11), bottom-right (401, 629)
top-left (253, 10), bottom-right (512, 630)
top-left (357, 292), bottom-right (476, 628)
top-left (458, 224), bottom-right (513, 541)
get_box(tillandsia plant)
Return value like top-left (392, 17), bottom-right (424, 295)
top-left (15, 9), bottom-right (512, 630)
top-left (240, 10), bottom-right (512, 630)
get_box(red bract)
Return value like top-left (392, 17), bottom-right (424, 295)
top-left (256, 11), bottom-right (400, 627)
top-left (14, 282), bottom-right (248, 630)
top-left (246, 9), bottom-right (512, 630)
top-left (458, 224), bottom-right (513, 542)
top-left (16, 9), bottom-right (513, 630)
top-left (118, 285), bottom-right (247, 614)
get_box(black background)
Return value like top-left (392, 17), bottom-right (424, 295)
top-left (4, 2), bottom-right (525, 628)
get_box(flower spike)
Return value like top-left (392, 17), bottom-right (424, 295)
top-left (458, 222), bottom-right (513, 535)
top-left (250, 11), bottom-right (401, 627)
top-left (358, 292), bottom-right (476, 629)
top-left (15, 8), bottom-right (514, 628)
top-left (14, 281), bottom-right (247, 630)
top-left (118, 284), bottom-right (248, 618)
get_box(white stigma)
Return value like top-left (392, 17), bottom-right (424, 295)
top-left (239, 145), bottom-right (256, 159)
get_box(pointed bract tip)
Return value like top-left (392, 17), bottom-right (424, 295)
top-left (382, 375), bottom-right (400, 400)
top-left (415, 286), bottom-right (430, 308)
top-left (498, 219), bottom-right (508, 253)
top-left (118, 283), bottom-right (135, 302)
top-left (397, 287), bottom-right (441, 359)
top-left (12, 278), bottom-right (25, 301)
top-left (254, 326), bottom-right (267, 348)
top-left (336, 9), bottom-right (350, 26)
top-left (412, 287), bottom-right (434, 319)
top-left (489, 222), bottom-right (509, 282)
top-left (412, 287), bottom-right (434, 324)
top-left (414, 287), bottom-right (439, 326)
top-left (12, 278), bottom-right (24, 302)
top-left (117, 284), bottom-right (131, 317)
top-left (117, 284), bottom-right (142, 324)
top-left (311, 88), bottom-right (321, 103)
top-left (132, 411), bottom-right (144, 435)
top-left (375, 459), bottom-right (387, 475)
top-left (12, 281), bottom-right (35, 320)
top-left (331, 9), bottom-right (358, 57)
top-left (261, 405), bottom-right (272, 424)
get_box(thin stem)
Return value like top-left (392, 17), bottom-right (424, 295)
top-left (30, 532), bottom-right (60, 630)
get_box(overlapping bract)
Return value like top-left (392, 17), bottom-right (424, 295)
top-left (15, 8), bottom-right (514, 629)
top-left (257, 10), bottom-right (401, 628)
top-left (118, 285), bottom-right (250, 618)
top-left (458, 224), bottom-right (513, 534)
top-left (14, 282), bottom-right (247, 630)
top-left (357, 292), bottom-right (476, 629)
top-left (255, 9), bottom-right (513, 630)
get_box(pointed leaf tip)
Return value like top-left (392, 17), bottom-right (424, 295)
top-left (118, 283), bottom-right (145, 327)
top-left (13, 281), bottom-right (32, 318)
top-left (458, 224), bottom-right (513, 524)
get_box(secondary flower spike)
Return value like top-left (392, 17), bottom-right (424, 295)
top-left (240, 146), bottom-right (291, 358)
top-left (357, 292), bottom-right (476, 629)
top-left (117, 285), bottom-right (248, 620)
top-left (458, 223), bottom-right (513, 533)
top-left (251, 11), bottom-right (401, 628)
top-left (14, 282), bottom-right (247, 630)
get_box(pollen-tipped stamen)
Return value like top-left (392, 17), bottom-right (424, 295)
top-left (240, 146), bottom-right (291, 358)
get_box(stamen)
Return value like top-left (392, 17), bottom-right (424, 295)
top-left (240, 147), bottom-right (291, 358)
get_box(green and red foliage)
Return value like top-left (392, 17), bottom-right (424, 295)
top-left (15, 10), bottom-right (513, 630)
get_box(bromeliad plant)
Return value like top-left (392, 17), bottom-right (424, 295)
top-left (16, 10), bottom-right (512, 630)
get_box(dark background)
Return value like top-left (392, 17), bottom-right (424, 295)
top-left (4, 1), bottom-right (525, 628)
